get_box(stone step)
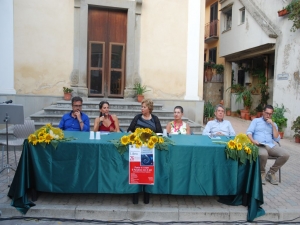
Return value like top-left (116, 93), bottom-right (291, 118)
top-left (31, 110), bottom-right (180, 123)
top-left (55, 100), bottom-right (163, 110)
top-left (26, 99), bottom-right (202, 134)
top-left (42, 107), bottom-right (173, 117)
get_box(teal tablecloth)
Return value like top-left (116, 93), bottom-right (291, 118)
top-left (144, 135), bottom-right (265, 221)
top-left (8, 132), bottom-right (141, 214)
top-left (8, 132), bottom-right (264, 221)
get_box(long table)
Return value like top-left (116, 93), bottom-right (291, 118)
top-left (8, 132), bottom-right (142, 214)
top-left (144, 135), bottom-right (265, 221)
top-left (8, 132), bottom-right (265, 221)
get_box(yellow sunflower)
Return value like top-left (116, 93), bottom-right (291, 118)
top-left (134, 128), bottom-right (143, 136)
top-left (227, 140), bottom-right (236, 149)
top-left (144, 128), bottom-right (153, 134)
top-left (147, 140), bottom-right (155, 149)
top-left (158, 137), bottom-right (164, 143)
top-left (38, 135), bottom-right (45, 143)
top-left (234, 133), bottom-right (251, 145)
top-left (135, 139), bottom-right (142, 148)
top-left (150, 136), bottom-right (158, 144)
top-left (28, 134), bottom-right (38, 145)
top-left (121, 135), bottom-right (130, 145)
top-left (44, 133), bottom-right (53, 144)
top-left (140, 132), bottom-right (152, 143)
top-left (129, 133), bottom-right (136, 144)
top-left (244, 146), bottom-right (251, 154)
top-left (236, 143), bottom-right (243, 150)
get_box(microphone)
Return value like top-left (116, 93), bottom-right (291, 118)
top-left (3, 100), bottom-right (13, 104)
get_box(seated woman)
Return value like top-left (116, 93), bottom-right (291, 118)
top-left (127, 99), bottom-right (163, 133)
top-left (166, 106), bottom-right (191, 135)
top-left (93, 101), bottom-right (120, 132)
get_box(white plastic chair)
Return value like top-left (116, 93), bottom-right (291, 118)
top-left (1, 120), bottom-right (35, 168)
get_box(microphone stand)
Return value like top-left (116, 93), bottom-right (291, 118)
top-left (0, 113), bottom-right (16, 186)
top-left (0, 102), bottom-right (23, 187)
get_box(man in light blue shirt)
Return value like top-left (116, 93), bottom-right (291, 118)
top-left (247, 105), bottom-right (289, 185)
top-left (202, 104), bottom-right (236, 136)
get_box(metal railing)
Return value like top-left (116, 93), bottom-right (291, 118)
top-left (205, 20), bottom-right (219, 40)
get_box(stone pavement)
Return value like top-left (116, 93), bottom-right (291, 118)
top-left (0, 116), bottom-right (300, 224)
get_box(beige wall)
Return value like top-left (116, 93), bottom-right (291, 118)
top-left (139, 0), bottom-right (188, 99)
top-left (14, 0), bottom-right (74, 95)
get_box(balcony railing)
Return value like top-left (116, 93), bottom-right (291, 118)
top-left (204, 20), bottom-right (219, 42)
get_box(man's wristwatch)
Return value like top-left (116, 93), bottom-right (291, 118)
top-left (79, 120), bottom-right (83, 123)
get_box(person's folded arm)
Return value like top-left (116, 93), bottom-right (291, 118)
top-left (127, 114), bottom-right (139, 132)
top-left (202, 122), bottom-right (212, 135)
top-left (228, 122), bottom-right (236, 136)
top-left (82, 117), bottom-right (90, 132)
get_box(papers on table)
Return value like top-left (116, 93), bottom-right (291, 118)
top-left (209, 136), bottom-right (221, 139)
top-left (259, 142), bottom-right (267, 146)
top-left (100, 131), bottom-right (110, 135)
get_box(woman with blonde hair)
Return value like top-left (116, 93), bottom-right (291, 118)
top-left (127, 99), bottom-right (163, 133)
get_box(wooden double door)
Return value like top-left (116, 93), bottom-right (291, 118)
top-left (88, 7), bottom-right (127, 97)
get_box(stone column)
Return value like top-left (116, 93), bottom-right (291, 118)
top-left (224, 61), bottom-right (232, 109)
top-left (0, 0), bottom-right (16, 94)
top-left (184, 0), bottom-right (202, 101)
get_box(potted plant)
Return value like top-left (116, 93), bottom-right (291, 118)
top-left (272, 104), bottom-right (288, 138)
top-left (63, 87), bottom-right (73, 100)
top-left (133, 82), bottom-right (150, 102)
top-left (226, 107), bottom-right (231, 116)
top-left (204, 101), bottom-right (215, 123)
top-left (291, 116), bottom-right (300, 143)
top-left (204, 60), bottom-right (215, 82)
top-left (278, 7), bottom-right (289, 17)
top-left (286, 0), bottom-right (300, 32)
top-left (235, 86), bottom-right (257, 111)
top-left (250, 109), bottom-right (257, 120)
top-left (213, 64), bottom-right (224, 75)
top-left (226, 84), bottom-right (245, 93)
top-left (255, 104), bottom-right (263, 117)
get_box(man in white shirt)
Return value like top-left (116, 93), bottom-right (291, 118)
top-left (202, 104), bottom-right (236, 137)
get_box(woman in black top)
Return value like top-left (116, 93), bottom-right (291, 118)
top-left (127, 99), bottom-right (163, 133)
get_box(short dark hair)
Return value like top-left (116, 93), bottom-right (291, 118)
top-left (99, 101), bottom-right (109, 109)
top-left (72, 96), bottom-right (83, 105)
top-left (174, 106), bottom-right (184, 113)
top-left (264, 105), bottom-right (274, 111)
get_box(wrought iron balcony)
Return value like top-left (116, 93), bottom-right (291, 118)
top-left (204, 20), bottom-right (219, 43)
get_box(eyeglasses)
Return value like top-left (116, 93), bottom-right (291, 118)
top-left (264, 111), bottom-right (273, 116)
top-left (73, 105), bottom-right (82, 107)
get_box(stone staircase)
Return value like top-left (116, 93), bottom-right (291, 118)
top-left (29, 99), bottom-right (202, 133)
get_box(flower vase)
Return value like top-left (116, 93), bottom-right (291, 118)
top-left (64, 93), bottom-right (72, 100)
top-left (205, 67), bottom-right (213, 82)
top-left (279, 131), bottom-right (284, 139)
top-left (295, 136), bottom-right (300, 143)
top-left (137, 95), bottom-right (144, 102)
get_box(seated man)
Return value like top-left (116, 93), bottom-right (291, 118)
top-left (247, 105), bottom-right (289, 185)
top-left (202, 104), bottom-right (236, 136)
top-left (58, 96), bottom-right (90, 131)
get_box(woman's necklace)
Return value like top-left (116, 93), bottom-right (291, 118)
top-left (142, 114), bottom-right (152, 120)
top-left (173, 120), bottom-right (182, 132)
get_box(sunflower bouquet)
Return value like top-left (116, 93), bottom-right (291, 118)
top-left (214, 133), bottom-right (259, 164)
top-left (109, 128), bottom-right (175, 155)
top-left (28, 123), bottom-right (75, 149)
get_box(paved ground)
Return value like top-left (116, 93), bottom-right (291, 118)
top-left (0, 116), bottom-right (300, 224)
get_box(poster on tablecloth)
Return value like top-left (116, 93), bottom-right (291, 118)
top-left (129, 145), bottom-right (155, 185)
